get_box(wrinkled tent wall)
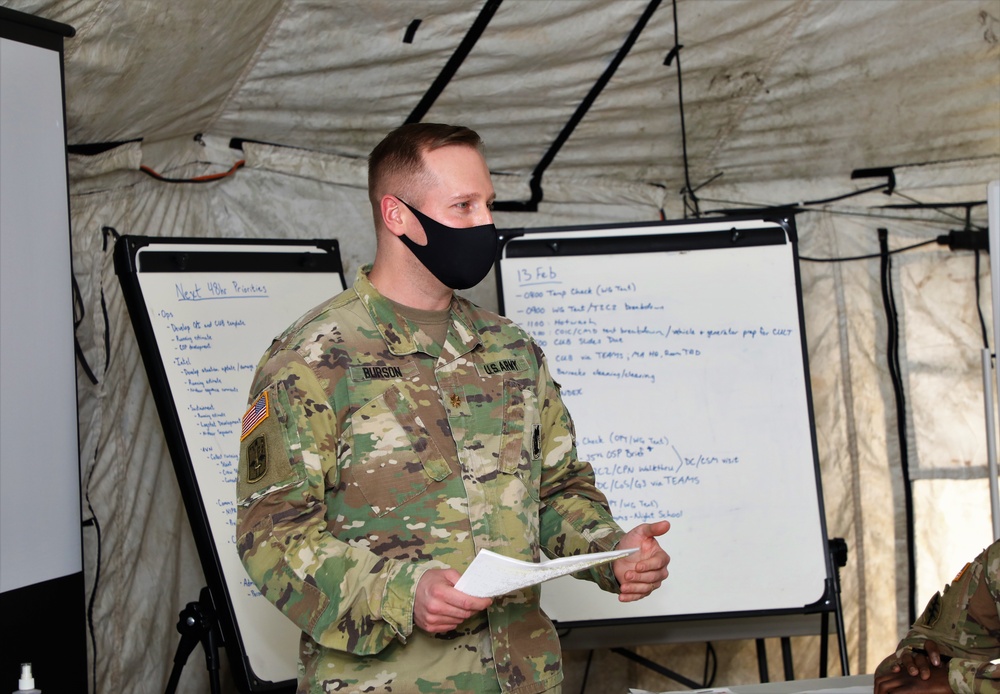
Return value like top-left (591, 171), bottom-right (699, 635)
top-left (70, 135), bottom-right (997, 693)
top-left (701, 165), bottom-right (997, 668)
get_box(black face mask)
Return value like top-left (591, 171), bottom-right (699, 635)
top-left (397, 199), bottom-right (498, 290)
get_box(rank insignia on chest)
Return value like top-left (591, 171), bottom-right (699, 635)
top-left (450, 393), bottom-right (462, 408)
top-left (246, 435), bottom-right (267, 483)
top-left (241, 392), bottom-right (269, 441)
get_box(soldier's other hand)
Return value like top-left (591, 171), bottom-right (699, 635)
top-left (874, 660), bottom-right (951, 694)
top-left (613, 520), bottom-right (671, 603)
top-left (918, 640), bottom-right (943, 669)
top-left (890, 640), bottom-right (944, 680)
top-left (414, 568), bottom-right (492, 634)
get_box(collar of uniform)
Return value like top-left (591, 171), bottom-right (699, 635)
top-left (353, 265), bottom-right (482, 358)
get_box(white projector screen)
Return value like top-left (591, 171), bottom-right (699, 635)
top-left (0, 21), bottom-right (80, 596)
top-left (0, 9), bottom-right (86, 691)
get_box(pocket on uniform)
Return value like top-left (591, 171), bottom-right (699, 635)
top-left (498, 379), bottom-right (541, 501)
top-left (350, 385), bottom-right (450, 516)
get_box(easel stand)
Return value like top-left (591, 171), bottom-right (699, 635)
top-left (821, 537), bottom-right (851, 677)
top-left (612, 647), bottom-right (706, 690)
top-left (751, 538), bottom-right (849, 684)
top-left (164, 586), bottom-right (222, 694)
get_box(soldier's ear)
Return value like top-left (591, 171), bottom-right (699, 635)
top-left (380, 195), bottom-right (406, 237)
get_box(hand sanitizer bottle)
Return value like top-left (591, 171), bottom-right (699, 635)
top-left (13, 663), bottom-right (40, 694)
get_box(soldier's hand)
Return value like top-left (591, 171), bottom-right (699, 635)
top-left (612, 520), bottom-right (671, 603)
top-left (414, 568), bottom-right (492, 633)
top-left (894, 640), bottom-right (943, 679)
top-left (875, 640), bottom-right (950, 694)
top-left (874, 661), bottom-right (951, 693)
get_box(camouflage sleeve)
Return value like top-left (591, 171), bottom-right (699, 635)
top-left (947, 659), bottom-right (1000, 694)
top-left (533, 345), bottom-right (625, 592)
top-left (236, 348), bottom-right (447, 654)
top-left (879, 543), bottom-right (1000, 692)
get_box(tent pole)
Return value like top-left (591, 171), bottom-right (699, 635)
top-left (982, 349), bottom-right (1000, 540)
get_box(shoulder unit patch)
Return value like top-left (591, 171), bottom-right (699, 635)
top-left (246, 434), bottom-right (268, 483)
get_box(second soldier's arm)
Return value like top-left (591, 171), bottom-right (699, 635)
top-left (876, 542), bottom-right (1000, 693)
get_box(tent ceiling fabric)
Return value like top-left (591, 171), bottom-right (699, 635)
top-left (15, 0), bottom-right (1000, 193)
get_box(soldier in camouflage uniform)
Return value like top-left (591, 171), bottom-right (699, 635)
top-left (236, 123), bottom-right (671, 694)
top-left (874, 539), bottom-right (1000, 693)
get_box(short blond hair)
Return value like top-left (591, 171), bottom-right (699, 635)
top-left (367, 123), bottom-right (483, 211)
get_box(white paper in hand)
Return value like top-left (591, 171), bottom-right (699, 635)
top-left (454, 547), bottom-right (639, 598)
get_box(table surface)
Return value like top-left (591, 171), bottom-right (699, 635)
top-left (644, 673), bottom-right (874, 694)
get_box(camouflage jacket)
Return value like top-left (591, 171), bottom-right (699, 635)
top-left (876, 540), bottom-right (1000, 693)
top-left (237, 266), bottom-right (624, 694)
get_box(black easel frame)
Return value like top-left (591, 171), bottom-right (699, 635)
top-left (115, 236), bottom-right (345, 693)
top-left (495, 212), bottom-right (850, 685)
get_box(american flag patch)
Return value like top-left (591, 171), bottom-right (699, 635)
top-left (241, 392), bottom-right (269, 441)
